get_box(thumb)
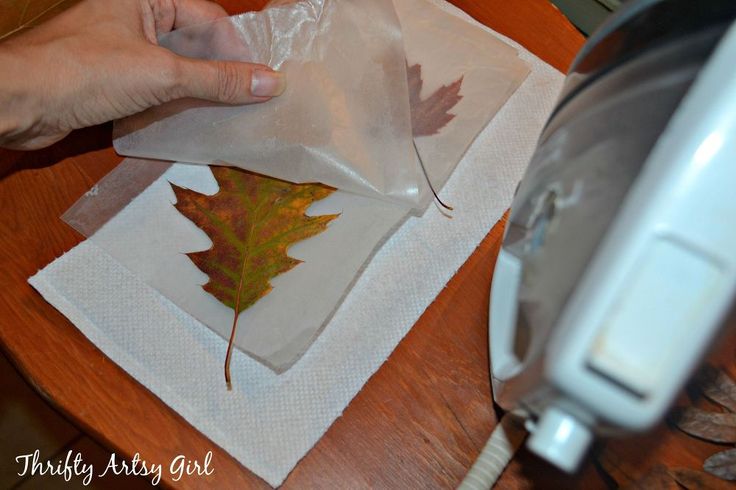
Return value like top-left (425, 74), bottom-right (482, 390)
top-left (173, 57), bottom-right (286, 104)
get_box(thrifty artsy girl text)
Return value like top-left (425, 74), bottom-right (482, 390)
top-left (15, 449), bottom-right (214, 486)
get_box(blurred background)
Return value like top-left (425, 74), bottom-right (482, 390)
top-left (551, 0), bottom-right (621, 35)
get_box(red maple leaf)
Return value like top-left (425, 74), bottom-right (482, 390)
top-left (407, 63), bottom-right (464, 137)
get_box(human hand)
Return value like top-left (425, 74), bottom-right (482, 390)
top-left (0, 0), bottom-right (286, 150)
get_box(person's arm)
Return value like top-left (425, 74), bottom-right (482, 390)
top-left (0, 0), bottom-right (286, 150)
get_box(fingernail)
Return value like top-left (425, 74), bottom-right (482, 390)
top-left (251, 70), bottom-right (286, 97)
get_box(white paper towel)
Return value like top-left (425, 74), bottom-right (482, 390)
top-left (29, 1), bottom-right (564, 485)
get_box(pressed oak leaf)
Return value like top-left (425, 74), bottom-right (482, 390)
top-left (698, 364), bottom-right (736, 413)
top-left (407, 62), bottom-right (464, 137)
top-left (671, 406), bottom-right (736, 443)
top-left (172, 166), bottom-right (338, 387)
top-left (704, 449), bottom-right (736, 481)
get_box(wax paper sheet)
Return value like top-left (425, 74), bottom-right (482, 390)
top-left (113, 0), bottom-right (528, 209)
top-left (66, 0), bottom-right (529, 371)
top-left (114, 0), bottom-right (425, 207)
top-left (81, 165), bottom-right (410, 372)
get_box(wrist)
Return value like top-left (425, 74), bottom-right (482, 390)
top-left (0, 44), bottom-right (43, 147)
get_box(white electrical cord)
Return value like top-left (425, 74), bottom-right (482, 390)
top-left (457, 412), bottom-right (528, 490)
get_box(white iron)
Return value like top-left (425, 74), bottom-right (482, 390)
top-left (489, 0), bottom-right (736, 473)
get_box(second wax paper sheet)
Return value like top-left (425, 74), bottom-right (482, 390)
top-left (29, 0), bottom-right (565, 485)
top-left (113, 0), bottom-right (527, 208)
top-left (65, 0), bottom-right (529, 372)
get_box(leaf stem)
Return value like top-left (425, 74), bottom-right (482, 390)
top-left (413, 139), bottom-right (453, 211)
top-left (225, 220), bottom-right (256, 390)
top-left (224, 310), bottom-right (238, 391)
top-left (225, 251), bottom-right (250, 390)
top-left (225, 302), bottom-right (244, 390)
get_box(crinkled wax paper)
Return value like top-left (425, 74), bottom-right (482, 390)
top-left (113, 0), bottom-right (426, 207)
top-left (67, 0), bottom-right (529, 371)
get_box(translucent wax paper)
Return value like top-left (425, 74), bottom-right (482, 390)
top-left (67, 161), bottom-right (410, 372)
top-left (68, 0), bottom-right (530, 371)
top-left (114, 0), bottom-right (425, 207)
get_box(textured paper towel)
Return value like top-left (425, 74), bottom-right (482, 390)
top-left (29, 2), bottom-right (564, 486)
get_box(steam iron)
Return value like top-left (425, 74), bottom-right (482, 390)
top-left (489, 0), bottom-right (736, 472)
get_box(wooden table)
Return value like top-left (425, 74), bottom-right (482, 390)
top-left (0, 1), bottom-right (590, 487)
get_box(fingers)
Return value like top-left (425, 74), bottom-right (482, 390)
top-left (171, 0), bottom-right (229, 29)
top-left (173, 57), bottom-right (287, 104)
top-left (148, 0), bottom-right (228, 36)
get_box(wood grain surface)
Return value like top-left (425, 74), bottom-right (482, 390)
top-left (0, 1), bottom-right (613, 488)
